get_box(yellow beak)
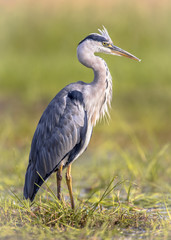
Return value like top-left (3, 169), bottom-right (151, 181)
top-left (110, 44), bottom-right (141, 62)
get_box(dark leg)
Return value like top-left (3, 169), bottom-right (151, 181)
top-left (56, 164), bottom-right (63, 201)
top-left (66, 164), bottom-right (75, 209)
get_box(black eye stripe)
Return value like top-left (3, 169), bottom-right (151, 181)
top-left (78, 34), bottom-right (107, 45)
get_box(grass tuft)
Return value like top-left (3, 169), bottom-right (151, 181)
top-left (0, 178), bottom-right (168, 239)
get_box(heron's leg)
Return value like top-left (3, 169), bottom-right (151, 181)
top-left (66, 164), bottom-right (75, 209)
top-left (56, 164), bottom-right (63, 201)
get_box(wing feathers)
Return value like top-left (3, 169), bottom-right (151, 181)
top-left (24, 88), bottom-right (87, 201)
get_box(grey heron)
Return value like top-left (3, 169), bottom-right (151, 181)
top-left (24, 27), bottom-right (140, 209)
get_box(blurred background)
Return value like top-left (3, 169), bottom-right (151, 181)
top-left (0, 0), bottom-right (171, 198)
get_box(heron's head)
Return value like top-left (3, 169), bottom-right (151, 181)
top-left (78, 26), bottom-right (141, 62)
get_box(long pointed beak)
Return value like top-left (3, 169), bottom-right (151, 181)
top-left (110, 44), bottom-right (141, 62)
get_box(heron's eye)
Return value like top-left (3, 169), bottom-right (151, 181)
top-left (102, 42), bottom-right (109, 47)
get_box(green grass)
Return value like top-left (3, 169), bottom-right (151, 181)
top-left (1, 178), bottom-right (170, 240)
top-left (0, 1), bottom-right (171, 239)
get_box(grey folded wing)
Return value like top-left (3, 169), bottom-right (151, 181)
top-left (24, 89), bottom-right (87, 201)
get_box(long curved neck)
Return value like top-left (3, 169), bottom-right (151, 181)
top-left (92, 56), bottom-right (107, 85)
top-left (77, 44), bottom-right (107, 84)
top-left (77, 44), bottom-right (112, 126)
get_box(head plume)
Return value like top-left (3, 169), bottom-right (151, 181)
top-left (98, 26), bottom-right (113, 43)
top-left (78, 26), bottom-right (113, 46)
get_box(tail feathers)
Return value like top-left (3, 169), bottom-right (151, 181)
top-left (24, 164), bottom-right (45, 202)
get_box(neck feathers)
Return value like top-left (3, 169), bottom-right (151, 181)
top-left (81, 55), bottom-right (112, 126)
top-left (91, 59), bottom-right (112, 125)
top-left (77, 41), bottom-right (113, 126)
